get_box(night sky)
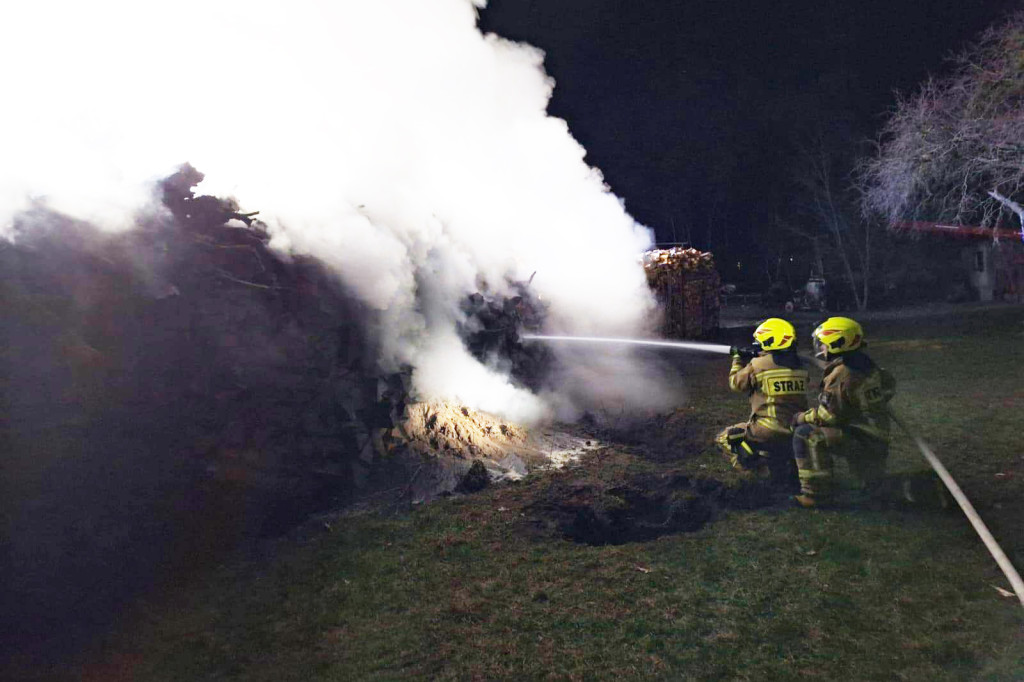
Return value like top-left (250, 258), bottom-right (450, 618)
top-left (479, 0), bottom-right (1020, 283)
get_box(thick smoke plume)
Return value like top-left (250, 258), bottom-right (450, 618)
top-left (1, 0), bottom-right (679, 421)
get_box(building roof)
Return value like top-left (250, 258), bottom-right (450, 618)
top-left (895, 221), bottom-right (1024, 242)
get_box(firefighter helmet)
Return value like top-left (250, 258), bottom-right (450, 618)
top-left (812, 316), bottom-right (863, 357)
top-left (752, 318), bottom-right (796, 351)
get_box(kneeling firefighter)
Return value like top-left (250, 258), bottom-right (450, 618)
top-left (792, 317), bottom-right (895, 508)
top-left (715, 318), bottom-right (808, 487)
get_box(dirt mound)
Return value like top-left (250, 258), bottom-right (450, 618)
top-left (390, 402), bottom-right (602, 502)
top-left (400, 401), bottom-right (541, 462)
top-left (394, 402), bottom-right (534, 501)
top-left (525, 470), bottom-right (776, 545)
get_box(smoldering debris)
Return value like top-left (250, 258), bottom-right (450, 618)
top-left (458, 281), bottom-right (552, 392)
top-left (0, 166), bottom-right (609, 667)
top-left (0, 168), bottom-right (413, 665)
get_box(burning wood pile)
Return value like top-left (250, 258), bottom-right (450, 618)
top-left (643, 247), bottom-right (720, 339)
top-left (0, 165), bottom-right (575, 661)
top-left (147, 166), bottom-right (416, 520)
top-left (1, 163), bottom-right (426, 636)
top-left (2, 163), bottom-right (566, 579)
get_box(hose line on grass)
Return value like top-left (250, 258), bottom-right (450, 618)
top-left (889, 409), bottom-right (1024, 607)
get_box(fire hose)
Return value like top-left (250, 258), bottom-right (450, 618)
top-left (887, 409), bottom-right (1024, 607)
top-left (522, 333), bottom-right (1024, 606)
top-left (520, 334), bottom-right (732, 354)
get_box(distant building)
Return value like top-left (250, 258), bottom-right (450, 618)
top-left (895, 222), bottom-right (1024, 303)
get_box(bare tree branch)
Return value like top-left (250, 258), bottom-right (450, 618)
top-left (859, 11), bottom-right (1024, 232)
top-left (988, 189), bottom-right (1024, 240)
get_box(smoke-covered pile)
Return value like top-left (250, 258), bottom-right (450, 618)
top-left (1, 0), bottom-right (681, 421)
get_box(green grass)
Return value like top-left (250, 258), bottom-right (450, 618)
top-left (91, 306), bottom-right (1024, 681)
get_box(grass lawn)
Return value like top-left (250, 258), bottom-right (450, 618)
top-left (81, 306), bottom-right (1024, 681)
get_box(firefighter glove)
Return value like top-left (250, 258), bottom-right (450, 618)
top-left (730, 345), bottom-right (758, 362)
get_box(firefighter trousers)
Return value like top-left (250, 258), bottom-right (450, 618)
top-left (792, 424), bottom-right (888, 503)
top-left (715, 419), bottom-right (796, 487)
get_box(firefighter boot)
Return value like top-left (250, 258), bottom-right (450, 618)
top-left (898, 472), bottom-right (951, 510)
top-left (716, 425), bottom-right (761, 472)
top-left (793, 424), bottom-right (834, 508)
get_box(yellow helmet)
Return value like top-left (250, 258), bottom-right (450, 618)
top-left (812, 316), bottom-right (864, 357)
top-left (753, 318), bottom-right (796, 351)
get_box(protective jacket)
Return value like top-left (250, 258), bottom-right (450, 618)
top-left (728, 351), bottom-right (809, 435)
top-left (796, 351), bottom-right (895, 441)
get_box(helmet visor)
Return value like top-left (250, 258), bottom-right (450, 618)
top-left (812, 327), bottom-right (828, 358)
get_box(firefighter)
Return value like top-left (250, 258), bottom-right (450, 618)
top-left (715, 318), bottom-right (808, 487)
top-left (791, 316), bottom-right (895, 508)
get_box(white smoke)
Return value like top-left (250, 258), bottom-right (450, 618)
top-left (0, 0), bottom-right (680, 422)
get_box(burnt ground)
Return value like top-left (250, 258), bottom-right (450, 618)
top-left (523, 464), bottom-right (778, 545)
top-left (519, 451), bottom-right (949, 547)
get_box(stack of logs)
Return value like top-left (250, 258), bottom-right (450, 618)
top-left (643, 247), bottom-right (720, 339)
